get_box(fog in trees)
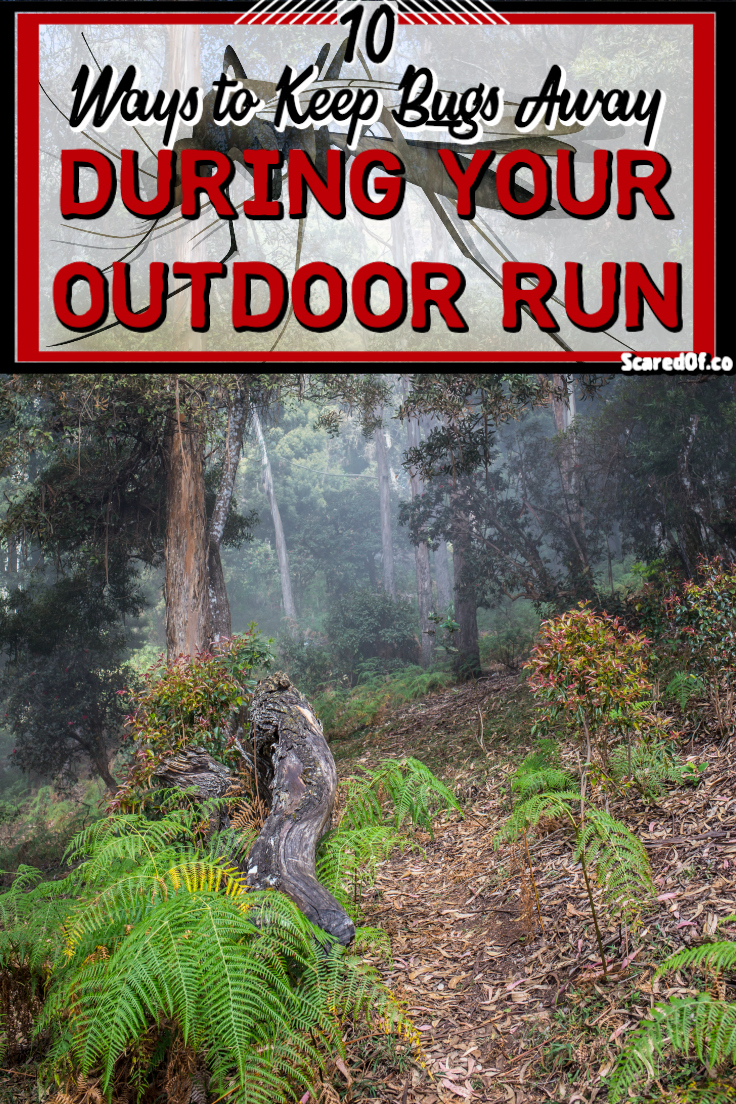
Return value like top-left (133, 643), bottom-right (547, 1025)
top-left (1, 370), bottom-right (734, 811)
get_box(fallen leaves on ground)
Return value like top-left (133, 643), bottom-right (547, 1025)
top-left (336, 678), bottom-right (736, 1104)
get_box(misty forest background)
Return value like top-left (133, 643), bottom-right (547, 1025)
top-left (0, 371), bottom-right (733, 875)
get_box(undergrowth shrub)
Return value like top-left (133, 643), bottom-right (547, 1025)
top-left (665, 555), bottom-right (736, 736)
top-left (609, 738), bottom-right (702, 799)
top-left (525, 602), bottom-right (676, 767)
top-left (509, 738), bottom-right (573, 804)
top-left (0, 753), bottom-right (457, 1100)
top-left (666, 671), bottom-right (706, 711)
top-left (112, 627), bottom-right (273, 811)
top-left (497, 781), bottom-right (654, 936)
top-left (497, 734), bottom-right (655, 971)
top-left (0, 632), bottom-right (463, 1098)
top-left (479, 600), bottom-right (541, 671)
top-left (317, 757), bottom-right (460, 935)
top-left (276, 631), bottom-right (336, 696)
top-left (610, 937), bottom-right (736, 1102)
top-left (313, 665), bottom-right (455, 739)
top-left (323, 589), bottom-right (419, 682)
top-left (0, 781), bottom-right (104, 884)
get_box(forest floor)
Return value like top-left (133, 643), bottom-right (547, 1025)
top-left (1, 675), bottom-right (734, 1103)
top-left (330, 674), bottom-right (736, 1104)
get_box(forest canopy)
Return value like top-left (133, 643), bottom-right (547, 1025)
top-left (1, 371), bottom-right (734, 788)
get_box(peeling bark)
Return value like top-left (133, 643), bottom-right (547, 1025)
top-left (153, 674), bottom-right (354, 945)
top-left (164, 417), bottom-right (209, 662)
top-left (153, 746), bottom-right (235, 801)
top-left (246, 673), bottom-right (354, 944)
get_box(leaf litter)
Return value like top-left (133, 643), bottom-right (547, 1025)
top-left (2, 676), bottom-right (734, 1103)
top-left (333, 677), bottom-right (736, 1104)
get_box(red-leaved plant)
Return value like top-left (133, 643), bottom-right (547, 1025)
top-left (525, 603), bottom-right (674, 771)
top-left (664, 555), bottom-right (736, 736)
top-left (110, 626), bottom-right (273, 812)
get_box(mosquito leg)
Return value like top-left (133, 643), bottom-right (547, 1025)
top-left (222, 219), bottom-right (239, 265)
top-left (221, 185), bottom-right (239, 265)
top-left (269, 210), bottom-right (306, 352)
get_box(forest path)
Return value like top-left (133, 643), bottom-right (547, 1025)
top-left (332, 679), bottom-right (736, 1104)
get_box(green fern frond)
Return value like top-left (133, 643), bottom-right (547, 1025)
top-left (609, 996), bottom-right (736, 1103)
top-left (3, 754), bottom-right (434, 1102)
top-left (38, 888), bottom-right (344, 1093)
top-left (6, 864), bottom-right (44, 894)
top-left (610, 739), bottom-right (700, 798)
top-left (576, 809), bottom-right (654, 923)
top-left (354, 926), bottom-right (393, 961)
top-left (656, 941), bottom-right (736, 979)
top-left (666, 671), bottom-right (706, 710)
top-left (511, 768), bottom-right (573, 801)
top-left (339, 757), bottom-right (460, 836)
top-left (316, 825), bottom-right (409, 914)
top-left (338, 777), bottom-right (384, 831)
top-left (663, 1078), bottom-right (736, 1103)
top-left (515, 739), bottom-right (561, 776)
top-left (494, 791), bottom-right (579, 845)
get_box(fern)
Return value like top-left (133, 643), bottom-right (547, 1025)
top-left (495, 764), bottom-right (654, 940)
top-left (354, 926), bottom-right (393, 961)
top-left (316, 825), bottom-right (411, 916)
top-left (667, 671), bottom-right (706, 710)
top-left (511, 768), bottom-right (574, 802)
top-left (338, 756), bottom-right (460, 836)
top-left (575, 809), bottom-right (654, 924)
top-left (0, 757), bottom-right (446, 1101)
top-left (494, 791), bottom-right (581, 845)
top-left (610, 738), bottom-right (701, 798)
top-left (609, 996), bottom-right (736, 1103)
top-left (516, 738), bottom-right (561, 773)
top-left (656, 941), bottom-right (736, 980)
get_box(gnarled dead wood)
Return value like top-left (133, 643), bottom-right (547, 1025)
top-left (246, 673), bottom-right (355, 945)
top-left (153, 673), bottom-right (355, 946)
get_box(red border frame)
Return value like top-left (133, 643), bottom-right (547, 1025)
top-left (16, 10), bottom-right (715, 362)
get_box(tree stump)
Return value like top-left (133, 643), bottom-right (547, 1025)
top-left (154, 673), bottom-right (355, 946)
top-left (246, 673), bottom-right (354, 945)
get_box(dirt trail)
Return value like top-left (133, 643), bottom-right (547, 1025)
top-left (337, 681), bottom-right (736, 1104)
top-left (2, 681), bottom-right (734, 1104)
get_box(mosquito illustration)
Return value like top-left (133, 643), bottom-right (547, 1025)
top-left (43, 35), bottom-right (636, 354)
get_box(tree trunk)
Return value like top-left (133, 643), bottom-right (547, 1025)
top-left (434, 540), bottom-right (452, 611)
top-left (551, 373), bottom-right (576, 436)
top-left (207, 545), bottom-right (231, 642)
top-left (208, 392), bottom-right (249, 642)
top-left (374, 418), bottom-right (396, 598)
top-left (153, 674), bottom-right (354, 945)
top-left (405, 413), bottom-right (433, 667)
top-left (164, 415), bottom-right (209, 661)
top-left (552, 373), bottom-right (588, 573)
top-left (91, 754), bottom-right (119, 794)
top-left (81, 731), bottom-right (118, 792)
top-left (6, 535), bottom-right (15, 575)
top-left (251, 410), bottom-right (297, 629)
top-left (452, 509), bottom-right (480, 679)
